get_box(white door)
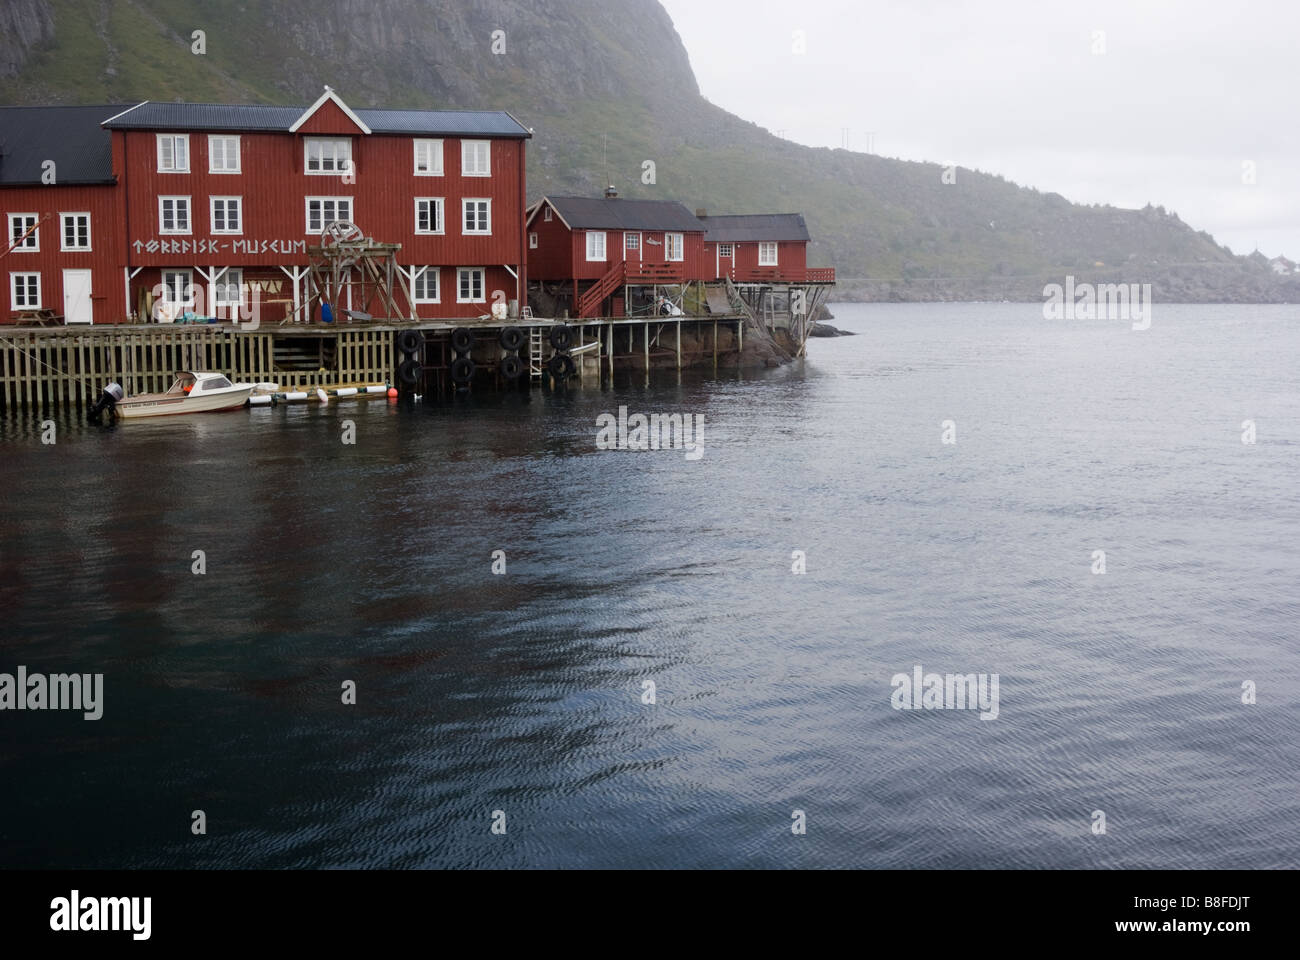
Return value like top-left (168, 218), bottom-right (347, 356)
top-left (63, 269), bottom-right (92, 324)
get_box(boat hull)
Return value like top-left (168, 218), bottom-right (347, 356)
top-left (115, 386), bottom-right (253, 419)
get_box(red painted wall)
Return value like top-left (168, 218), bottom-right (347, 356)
top-left (1, 184), bottom-right (124, 323)
top-left (704, 240), bottom-right (808, 281)
top-left (117, 127), bottom-right (527, 319)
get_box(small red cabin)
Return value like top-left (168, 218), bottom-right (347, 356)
top-left (526, 193), bottom-right (709, 318)
top-left (700, 213), bottom-right (827, 284)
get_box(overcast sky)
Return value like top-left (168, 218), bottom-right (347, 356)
top-left (659, 0), bottom-right (1299, 259)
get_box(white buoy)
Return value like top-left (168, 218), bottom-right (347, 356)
top-left (316, 388), bottom-right (329, 403)
top-left (281, 391), bottom-right (308, 402)
top-left (248, 395), bottom-right (273, 406)
top-left (335, 387), bottom-right (358, 397)
top-left (363, 385), bottom-right (387, 395)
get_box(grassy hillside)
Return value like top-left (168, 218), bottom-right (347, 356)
top-left (3, 0), bottom-right (1294, 300)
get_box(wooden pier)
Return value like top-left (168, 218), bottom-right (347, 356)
top-left (0, 313), bottom-right (766, 411)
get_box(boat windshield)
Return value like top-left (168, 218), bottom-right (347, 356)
top-left (198, 376), bottom-right (233, 390)
top-left (166, 374), bottom-right (197, 395)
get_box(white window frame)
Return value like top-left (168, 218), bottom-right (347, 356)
top-left (586, 231), bottom-right (607, 262)
top-left (208, 135), bottom-right (241, 174)
top-left (666, 232), bottom-right (684, 262)
top-left (624, 232), bottom-right (641, 257)
top-left (758, 242), bottom-right (779, 266)
top-left (305, 197), bottom-right (353, 234)
top-left (718, 243), bottom-right (733, 258)
top-left (59, 212), bottom-right (91, 252)
top-left (461, 140), bottom-right (491, 177)
top-left (415, 198), bottom-right (445, 235)
top-left (210, 196), bottom-right (243, 235)
top-left (462, 198), bottom-right (491, 235)
top-left (8, 213), bottom-right (39, 252)
top-left (158, 196), bottom-right (192, 235)
top-left (304, 137), bottom-right (352, 175)
top-left (412, 266), bottom-right (440, 304)
top-left (543, 206), bottom-right (553, 222)
top-left (413, 139), bottom-right (444, 176)
top-left (156, 134), bottom-right (190, 173)
top-left (456, 267), bottom-right (486, 304)
top-left (212, 268), bottom-right (244, 308)
top-left (529, 232), bottom-right (538, 250)
top-left (160, 269), bottom-right (195, 311)
top-left (10, 272), bottom-right (41, 310)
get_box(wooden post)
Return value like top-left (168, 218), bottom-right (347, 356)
top-left (643, 320), bottom-right (649, 371)
top-left (713, 321), bottom-right (718, 369)
top-left (675, 321), bottom-right (681, 370)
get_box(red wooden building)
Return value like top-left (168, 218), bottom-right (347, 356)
top-left (526, 192), bottom-right (710, 318)
top-left (2, 88), bottom-right (531, 323)
top-left (699, 213), bottom-right (832, 283)
top-left (1, 105), bottom-right (126, 324)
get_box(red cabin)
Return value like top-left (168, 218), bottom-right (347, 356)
top-left (2, 88), bottom-right (531, 323)
top-left (700, 213), bottom-right (832, 284)
top-left (526, 192), bottom-right (709, 318)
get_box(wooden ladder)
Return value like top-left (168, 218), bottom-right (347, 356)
top-left (528, 326), bottom-right (544, 380)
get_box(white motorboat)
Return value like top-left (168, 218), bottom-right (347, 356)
top-left (111, 371), bottom-right (253, 419)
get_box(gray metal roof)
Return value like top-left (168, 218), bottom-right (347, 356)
top-left (700, 214), bottom-right (811, 243)
top-left (0, 105), bottom-right (125, 186)
top-left (103, 101), bottom-right (530, 137)
top-left (542, 196), bottom-right (705, 232)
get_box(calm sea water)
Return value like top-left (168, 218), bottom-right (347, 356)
top-left (1, 303), bottom-right (1297, 869)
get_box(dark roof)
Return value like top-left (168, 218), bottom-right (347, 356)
top-left (103, 101), bottom-right (530, 137)
top-left (0, 105), bottom-right (126, 186)
top-left (699, 214), bottom-right (811, 243)
top-left (539, 196), bottom-right (705, 232)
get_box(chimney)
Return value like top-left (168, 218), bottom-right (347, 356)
top-left (604, 185), bottom-right (618, 199)
top-left (695, 208), bottom-right (707, 217)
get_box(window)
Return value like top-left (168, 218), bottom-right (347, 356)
top-left (625, 233), bottom-right (640, 254)
top-left (759, 242), bottom-right (778, 266)
top-left (666, 232), bottom-right (684, 261)
top-left (8, 214), bottom-right (38, 252)
top-left (415, 198), bottom-right (444, 235)
top-left (60, 213), bottom-right (91, 251)
top-left (159, 196), bottom-right (192, 234)
top-left (213, 268), bottom-right (243, 308)
top-left (462, 199), bottom-right (491, 235)
top-left (305, 197), bottom-right (353, 233)
top-left (305, 137), bottom-right (352, 174)
top-left (457, 267), bottom-right (485, 303)
top-left (414, 139), bottom-right (444, 176)
top-left (210, 197), bottom-right (242, 234)
top-left (160, 270), bottom-right (195, 310)
top-left (157, 134), bottom-right (189, 172)
top-left (208, 135), bottom-right (241, 173)
top-left (718, 243), bottom-right (733, 258)
top-left (412, 267), bottom-right (440, 303)
top-left (529, 232), bottom-right (538, 249)
top-left (461, 140), bottom-right (490, 176)
top-left (543, 206), bottom-right (553, 222)
top-left (586, 231), bottom-right (607, 261)
top-left (10, 272), bottom-right (40, 309)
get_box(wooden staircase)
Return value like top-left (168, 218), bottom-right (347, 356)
top-left (577, 262), bottom-right (626, 318)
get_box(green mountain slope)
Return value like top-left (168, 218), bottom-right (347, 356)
top-left (3, 0), bottom-right (1295, 300)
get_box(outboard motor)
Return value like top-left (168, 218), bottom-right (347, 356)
top-left (87, 382), bottom-right (124, 424)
